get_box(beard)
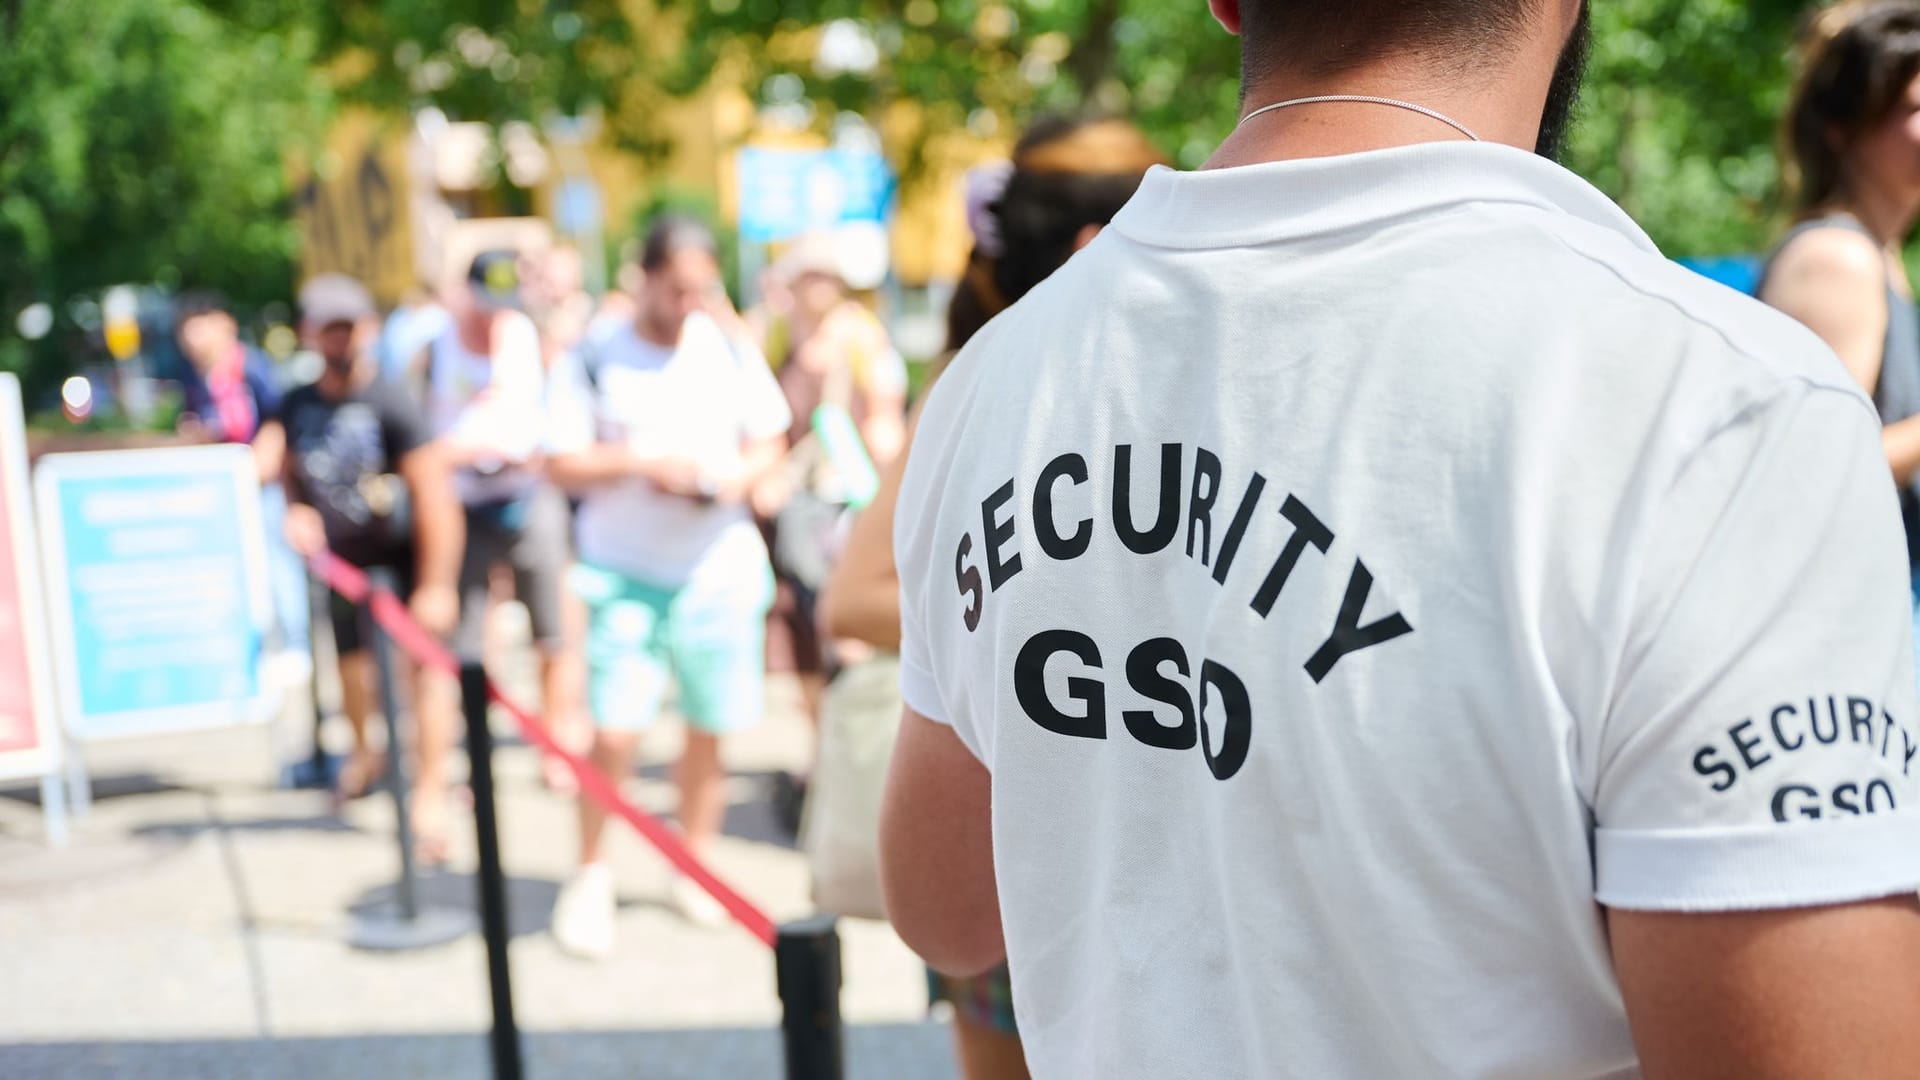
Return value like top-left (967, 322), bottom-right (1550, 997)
top-left (1535, 3), bottom-right (1592, 161)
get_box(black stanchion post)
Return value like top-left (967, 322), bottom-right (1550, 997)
top-left (371, 601), bottom-right (422, 921)
top-left (777, 916), bottom-right (845, 1080)
top-left (347, 569), bottom-right (473, 951)
top-left (461, 660), bottom-right (522, 1080)
top-left (304, 572), bottom-right (332, 788)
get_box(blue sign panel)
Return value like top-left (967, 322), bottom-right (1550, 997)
top-left (1677, 255), bottom-right (1763, 298)
top-left (35, 446), bottom-right (269, 740)
top-left (737, 148), bottom-right (895, 242)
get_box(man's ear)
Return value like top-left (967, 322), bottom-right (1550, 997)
top-left (1209, 0), bottom-right (1242, 35)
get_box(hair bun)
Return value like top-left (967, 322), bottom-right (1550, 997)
top-left (1013, 117), bottom-right (1170, 176)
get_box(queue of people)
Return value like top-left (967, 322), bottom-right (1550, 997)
top-left (168, 212), bottom-right (928, 951)
top-left (255, 237), bottom-right (889, 877)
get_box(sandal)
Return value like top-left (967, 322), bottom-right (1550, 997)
top-left (330, 750), bottom-right (389, 811)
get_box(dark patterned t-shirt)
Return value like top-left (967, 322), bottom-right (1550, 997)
top-left (278, 377), bottom-right (428, 566)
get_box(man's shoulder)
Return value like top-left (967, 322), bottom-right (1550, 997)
top-left (587, 319), bottom-right (663, 365)
top-left (1492, 206), bottom-right (1860, 397)
top-left (278, 381), bottom-right (324, 415)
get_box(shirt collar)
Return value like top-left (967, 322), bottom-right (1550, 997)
top-left (1109, 141), bottom-right (1658, 255)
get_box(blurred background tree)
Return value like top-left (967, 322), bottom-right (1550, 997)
top-left (1569, 0), bottom-right (1812, 257)
top-left (0, 0), bottom-right (1862, 398)
top-left (0, 0), bottom-right (326, 395)
top-left (290, 0), bottom-right (667, 157)
top-left (682, 0), bottom-right (1820, 253)
top-left (672, 0), bottom-right (1243, 181)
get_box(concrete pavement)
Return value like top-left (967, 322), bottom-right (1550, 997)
top-left (0, 638), bottom-right (958, 1079)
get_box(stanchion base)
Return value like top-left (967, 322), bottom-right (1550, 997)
top-left (348, 904), bottom-right (477, 952)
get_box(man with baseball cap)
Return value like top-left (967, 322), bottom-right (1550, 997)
top-left (267, 274), bottom-right (464, 814)
top-left (882, 2), bottom-right (1920, 1077)
top-left (410, 250), bottom-right (579, 849)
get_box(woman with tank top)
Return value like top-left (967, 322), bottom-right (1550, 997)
top-left (817, 116), bottom-right (1167, 1080)
top-left (1763, 2), bottom-right (1920, 671)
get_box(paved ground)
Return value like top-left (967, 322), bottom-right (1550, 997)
top-left (0, 612), bottom-right (958, 1080)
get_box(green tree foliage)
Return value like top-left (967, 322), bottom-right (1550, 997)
top-left (0, 0), bottom-right (326, 392)
top-left (1568, 0), bottom-right (1812, 257)
top-left (0, 0), bottom-right (652, 395)
top-left (0, 0), bottom-right (1873, 400)
top-left (675, 0), bottom-right (1242, 178)
top-left (293, 0), bottom-right (664, 156)
top-left (680, 0), bottom-right (1826, 256)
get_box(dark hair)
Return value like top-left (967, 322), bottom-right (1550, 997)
top-left (944, 117), bottom-right (1165, 354)
top-left (173, 289), bottom-right (230, 323)
top-left (936, 114), bottom-right (1159, 378)
top-left (987, 119), bottom-right (1162, 306)
top-left (1239, 0), bottom-right (1534, 82)
top-left (639, 215), bottom-right (719, 272)
top-left (940, 117), bottom-right (1159, 353)
top-left (1785, 2), bottom-right (1920, 214)
top-left (946, 254), bottom-right (999, 355)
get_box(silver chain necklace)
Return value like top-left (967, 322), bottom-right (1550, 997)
top-left (1236, 95), bottom-right (1481, 142)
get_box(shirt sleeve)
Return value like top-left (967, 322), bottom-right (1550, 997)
top-left (895, 378), bottom-right (978, 763)
top-left (895, 444), bottom-right (951, 733)
top-left (491, 313), bottom-right (549, 460)
top-left (1593, 383), bottom-right (1920, 912)
top-left (543, 350), bottom-right (597, 457)
top-left (377, 383), bottom-right (431, 463)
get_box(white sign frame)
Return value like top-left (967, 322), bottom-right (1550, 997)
top-left (34, 444), bottom-right (274, 744)
top-left (0, 376), bottom-right (60, 781)
top-left (0, 376), bottom-right (68, 845)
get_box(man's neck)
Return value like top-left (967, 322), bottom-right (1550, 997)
top-left (634, 313), bottom-right (679, 349)
top-left (318, 362), bottom-right (373, 399)
top-left (1204, 61), bottom-right (1548, 171)
top-left (456, 313), bottom-right (494, 359)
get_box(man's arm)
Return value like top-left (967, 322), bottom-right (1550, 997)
top-left (878, 706), bottom-right (1004, 977)
top-left (1611, 897), bottom-right (1920, 1079)
top-left (397, 442), bottom-right (463, 635)
top-left (251, 417), bottom-right (286, 485)
top-left (546, 443), bottom-right (648, 491)
top-left (269, 418), bottom-right (329, 558)
top-left (711, 433), bottom-right (784, 505)
top-left (821, 409), bottom-right (916, 649)
top-left (858, 388), bottom-right (907, 468)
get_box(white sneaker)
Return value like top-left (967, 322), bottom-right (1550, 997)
top-left (552, 863), bottom-right (615, 959)
top-left (669, 876), bottom-right (728, 929)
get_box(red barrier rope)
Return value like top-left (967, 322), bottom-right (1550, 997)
top-left (310, 550), bottom-right (782, 949)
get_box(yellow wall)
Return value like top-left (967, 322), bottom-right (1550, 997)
top-left (538, 65), bottom-right (1006, 286)
top-left (290, 109), bottom-right (420, 306)
top-left (303, 87), bottom-right (1003, 297)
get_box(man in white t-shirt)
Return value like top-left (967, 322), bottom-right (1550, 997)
top-left (544, 217), bottom-right (791, 956)
top-left (882, 3), bottom-right (1920, 1078)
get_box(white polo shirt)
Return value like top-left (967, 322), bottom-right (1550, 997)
top-left (895, 142), bottom-right (1920, 1080)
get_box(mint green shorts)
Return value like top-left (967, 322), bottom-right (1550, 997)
top-left (570, 561), bottom-right (775, 734)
